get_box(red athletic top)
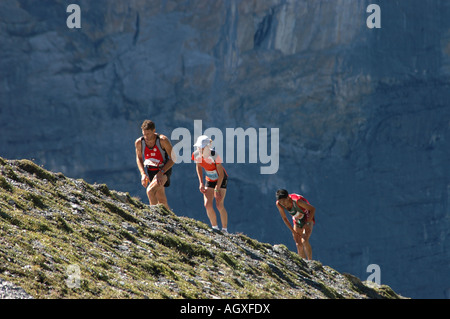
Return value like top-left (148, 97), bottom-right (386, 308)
top-left (192, 150), bottom-right (227, 182)
top-left (288, 193), bottom-right (315, 226)
top-left (142, 136), bottom-right (167, 171)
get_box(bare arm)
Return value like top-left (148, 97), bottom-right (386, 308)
top-left (135, 138), bottom-right (148, 187)
top-left (214, 163), bottom-right (224, 190)
top-left (296, 199), bottom-right (315, 221)
top-left (195, 163), bottom-right (204, 184)
top-left (159, 134), bottom-right (176, 173)
top-left (276, 200), bottom-right (295, 233)
top-left (195, 163), bottom-right (206, 193)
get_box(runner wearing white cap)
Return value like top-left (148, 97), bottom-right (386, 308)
top-left (192, 135), bottom-right (229, 233)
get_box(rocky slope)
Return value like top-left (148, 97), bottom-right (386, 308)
top-left (0, 157), bottom-right (403, 299)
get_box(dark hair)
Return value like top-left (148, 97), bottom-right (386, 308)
top-left (276, 189), bottom-right (289, 200)
top-left (141, 120), bottom-right (155, 131)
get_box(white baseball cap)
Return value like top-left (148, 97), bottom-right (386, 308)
top-left (193, 135), bottom-right (211, 149)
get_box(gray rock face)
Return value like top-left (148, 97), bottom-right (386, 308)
top-left (1, 0), bottom-right (449, 298)
top-left (0, 278), bottom-right (33, 299)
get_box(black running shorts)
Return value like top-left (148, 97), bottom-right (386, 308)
top-left (147, 167), bottom-right (172, 187)
top-left (205, 174), bottom-right (228, 189)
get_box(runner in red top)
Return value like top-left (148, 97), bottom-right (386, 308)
top-left (192, 135), bottom-right (229, 233)
top-left (135, 120), bottom-right (175, 210)
top-left (275, 189), bottom-right (316, 259)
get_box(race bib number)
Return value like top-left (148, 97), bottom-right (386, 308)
top-left (144, 158), bottom-right (160, 167)
top-left (205, 169), bottom-right (218, 180)
top-left (293, 211), bottom-right (304, 219)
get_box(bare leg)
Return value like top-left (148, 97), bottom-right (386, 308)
top-left (293, 225), bottom-right (306, 258)
top-left (155, 185), bottom-right (169, 210)
top-left (203, 188), bottom-right (218, 227)
top-left (146, 180), bottom-right (158, 205)
top-left (147, 175), bottom-right (169, 210)
top-left (301, 224), bottom-right (313, 260)
top-left (215, 188), bottom-right (228, 229)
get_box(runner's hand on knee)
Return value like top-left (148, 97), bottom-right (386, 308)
top-left (141, 174), bottom-right (149, 188)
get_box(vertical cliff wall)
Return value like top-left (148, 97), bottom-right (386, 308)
top-left (1, 0), bottom-right (449, 298)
